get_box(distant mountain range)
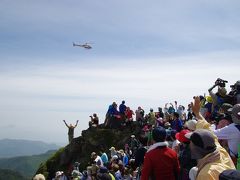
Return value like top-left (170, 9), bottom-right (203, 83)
top-left (0, 150), bottom-right (57, 179)
top-left (0, 139), bottom-right (60, 158)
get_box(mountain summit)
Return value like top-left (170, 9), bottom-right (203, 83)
top-left (35, 123), bottom-right (141, 179)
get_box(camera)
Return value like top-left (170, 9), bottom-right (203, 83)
top-left (215, 78), bottom-right (228, 87)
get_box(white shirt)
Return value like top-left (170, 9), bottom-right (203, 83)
top-left (171, 139), bottom-right (180, 151)
top-left (210, 124), bottom-right (216, 131)
top-left (94, 155), bottom-right (104, 167)
top-left (214, 123), bottom-right (240, 156)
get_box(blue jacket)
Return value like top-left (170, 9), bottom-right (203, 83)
top-left (119, 104), bottom-right (126, 114)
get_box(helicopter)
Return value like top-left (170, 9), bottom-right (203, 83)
top-left (73, 42), bottom-right (92, 49)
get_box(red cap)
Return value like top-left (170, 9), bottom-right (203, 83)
top-left (175, 129), bottom-right (190, 143)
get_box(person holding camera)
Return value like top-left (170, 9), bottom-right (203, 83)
top-left (89, 113), bottom-right (99, 128)
top-left (208, 78), bottom-right (228, 117)
top-left (227, 80), bottom-right (240, 105)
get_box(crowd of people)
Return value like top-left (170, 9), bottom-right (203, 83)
top-left (36, 79), bottom-right (240, 180)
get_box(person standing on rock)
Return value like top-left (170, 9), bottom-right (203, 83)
top-left (89, 113), bottom-right (99, 128)
top-left (63, 120), bottom-right (79, 143)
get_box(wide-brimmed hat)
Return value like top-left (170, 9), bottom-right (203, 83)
top-left (220, 103), bottom-right (233, 113)
top-left (185, 129), bottom-right (216, 159)
top-left (228, 104), bottom-right (240, 125)
top-left (112, 155), bottom-right (118, 160)
top-left (109, 146), bottom-right (115, 151)
top-left (164, 122), bottom-right (171, 127)
top-left (118, 149), bottom-right (124, 155)
top-left (55, 171), bottom-right (63, 177)
top-left (185, 119), bottom-right (197, 131)
top-left (33, 174), bottom-right (45, 180)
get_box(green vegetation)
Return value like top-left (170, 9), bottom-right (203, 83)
top-left (0, 150), bottom-right (56, 179)
top-left (36, 147), bottom-right (66, 179)
top-left (0, 169), bottom-right (26, 180)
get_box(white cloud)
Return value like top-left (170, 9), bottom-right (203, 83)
top-left (1, 51), bottom-right (240, 109)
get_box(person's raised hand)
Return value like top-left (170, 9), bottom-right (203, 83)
top-left (191, 96), bottom-right (201, 118)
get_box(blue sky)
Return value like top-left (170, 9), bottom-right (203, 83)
top-left (0, 0), bottom-right (240, 145)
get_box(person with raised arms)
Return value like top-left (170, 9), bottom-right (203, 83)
top-left (63, 120), bottom-right (79, 143)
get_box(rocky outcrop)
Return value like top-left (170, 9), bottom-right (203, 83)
top-left (36, 123), bottom-right (141, 179)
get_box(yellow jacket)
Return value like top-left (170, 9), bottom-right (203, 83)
top-left (195, 119), bottom-right (235, 180)
top-left (196, 150), bottom-right (234, 180)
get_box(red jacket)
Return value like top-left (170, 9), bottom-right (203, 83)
top-left (141, 145), bottom-right (180, 180)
